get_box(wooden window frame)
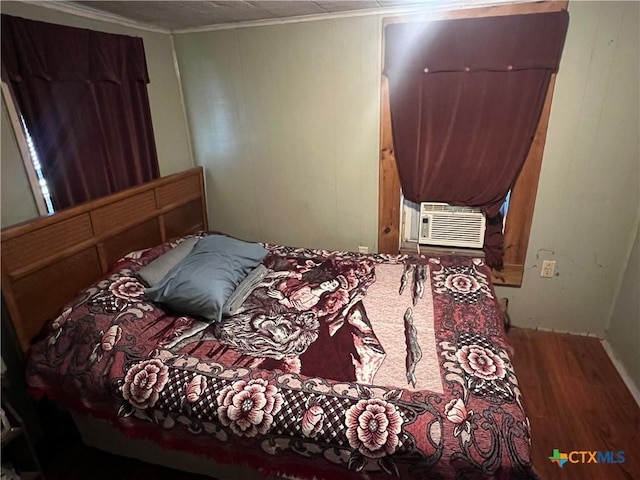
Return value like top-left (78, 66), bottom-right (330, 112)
top-left (378, 1), bottom-right (567, 287)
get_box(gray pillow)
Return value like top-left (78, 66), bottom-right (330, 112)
top-left (222, 264), bottom-right (268, 317)
top-left (144, 235), bottom-right (267, 322)
top-left (137, 237), bottom-right (199, 287)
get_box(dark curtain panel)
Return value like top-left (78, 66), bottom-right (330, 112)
top-left (384, 12), bottom-right (569, 268)
top-left (1, 15), bottom-right (159, 210)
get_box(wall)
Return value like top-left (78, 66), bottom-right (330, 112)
top-left (494, 1), bottom-right (639, 336)
top-left (1, 95), bottom-right (39, 227)
top-left (174, 16), bottom-right (380, 251)
top-left (606, 222), bottom-right (640, 390)
top-left (0, 1), bottom-right (193, 227)
top-left (175, 1), bottom-right (638, 337)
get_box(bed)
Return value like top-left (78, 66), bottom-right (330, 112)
top-left (1, 168), bottom-right (536, 480)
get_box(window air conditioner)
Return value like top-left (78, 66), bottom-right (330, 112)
top-left (418, 202), bottom-right (486, 249)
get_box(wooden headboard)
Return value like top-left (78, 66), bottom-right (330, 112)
top-left (1, 167), bottom-right (208, 353)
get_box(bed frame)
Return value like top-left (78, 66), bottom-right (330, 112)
top-left (1, 167), bottom-right (208, 353)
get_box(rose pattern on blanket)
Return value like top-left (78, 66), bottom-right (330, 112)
top-left (26, 238), bottom-right (536, 480)
top-left (121, 359), bottom-right (169, 410)
top-left (433, 254), bottom-right (530, 477)
top-left (301, 397), bottom-right (325, 438)
top-left (87, 276), bottom-right (147, 314)
top-left (345, 398), bottom-right (403, 458)
top-left (113, 352), bottom-right (434, 477)
top-left (431, 258), bottom-right (494, 304)
top-left (216, 378), bottom-right (284, 438)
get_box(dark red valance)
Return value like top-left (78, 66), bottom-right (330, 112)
top-left (1, 14), bottom-right (149, 84)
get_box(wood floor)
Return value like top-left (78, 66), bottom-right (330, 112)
top-left (507, 328), bottom-right (640, 480)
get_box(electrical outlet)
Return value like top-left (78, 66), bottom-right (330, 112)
top-left (541, 260), bottom-right (556, 278)
top-left (358, 246), bottom-right (369, 254)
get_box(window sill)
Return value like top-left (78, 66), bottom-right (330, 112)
top-left (490, 264), bottom-right (523, 287)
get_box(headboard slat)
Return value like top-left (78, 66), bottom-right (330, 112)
top-left (2, 214), bottom-right (94, 273)
top-left (13, 248), bottom-right (103, 343)
top-left (91, 191), bottom-right (157, 236)
top-left (156, 174), bottom-right (202, 208)
top-left (101, 219), bottom-right (163, 269)
top-left (164, 200), bottom-right (205, 239)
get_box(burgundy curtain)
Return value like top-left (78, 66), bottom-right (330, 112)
top-left (1, 15), bottom-right (160, 210)
top-left (384, 12), bottom-right (569, 268)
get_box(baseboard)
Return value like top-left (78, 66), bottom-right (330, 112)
top-left (601, 339), bottom-right (640, 408)
top-left (519, 325), bottom-right (601, 338)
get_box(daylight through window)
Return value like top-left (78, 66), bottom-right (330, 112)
top-left (19, 115), bottom-right (54, 215)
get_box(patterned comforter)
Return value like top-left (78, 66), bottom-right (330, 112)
top-left (27, 235), bottom-right (536, 479)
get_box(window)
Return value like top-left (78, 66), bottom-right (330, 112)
top-left (378, 1), bottom-right (567, 287)
top-left (2, 14), bottom-right (160, 212)
top-left (1, 82), bottom-right (51, 216)
top-left (19, 114), bottom-right (55, 214)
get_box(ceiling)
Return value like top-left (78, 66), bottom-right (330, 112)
top-left (57, 1), bottom-right (526, 32)
top-left (65, 1), bottom-right (435, 31)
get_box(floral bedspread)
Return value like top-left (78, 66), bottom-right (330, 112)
top-left (27, 236), bottom-right (536, 479)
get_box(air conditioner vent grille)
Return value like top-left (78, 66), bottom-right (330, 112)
top-left (419, 203), bottom-right (486, 248)
top-left (421, 203), bottom-right (481, 215)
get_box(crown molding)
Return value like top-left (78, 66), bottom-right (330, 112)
top-left (24, 1), bottom-right (171, 34)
